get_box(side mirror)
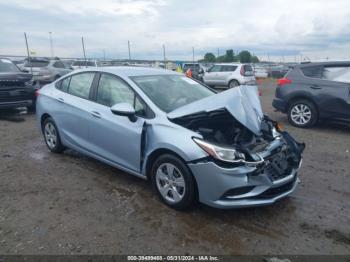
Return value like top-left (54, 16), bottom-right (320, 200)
top-left (205, 68), bottom-right (210, 72)
top-left (22, 69), bottom-right (29, 73)
top-left (111, 102), bottom-right (137, 122)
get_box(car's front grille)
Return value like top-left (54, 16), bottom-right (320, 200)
top-left (253, 150), bottom-right (293, 182)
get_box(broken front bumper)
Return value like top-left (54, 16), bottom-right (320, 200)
top-left (188, 134), bottom-right (304, 209)
top-left (189, 160), bottom-right (300, 209)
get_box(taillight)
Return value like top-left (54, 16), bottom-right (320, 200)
top-left (277, 77), bottom-right (292, 86)
top-left (240, 66), bottom-right (245, 76)
top-left (35, 90), bottom-right (40, 97)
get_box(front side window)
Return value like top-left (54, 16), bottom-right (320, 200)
top-left (68, 73), bottom-right (95, 99)
top-left (209, 65), bottom-right (221, 72)
top-left (131, 75), bottom-right (214, 113)
top-left (96, 74), bottom-right (145, 115)
top-left (322, 66), bottom-right (350, 83)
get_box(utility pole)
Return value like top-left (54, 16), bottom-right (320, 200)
top-left (162, 44), bottom-right (166, 65)
top-left (217, 48), bottom-right (219, 58)
top-left (24, 32), bottom-right (32, 74)
top-left (128, 40), bottom-right (131, 62)
top-left (81, 37), bottom-right (87, 67)
top-left (192, 47), bottom-right (195, 62)
top-left (49, 32), bottom-right (54, 58)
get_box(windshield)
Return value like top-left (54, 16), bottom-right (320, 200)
top-left (73, 61), bottom-right (95, 66)
top-left (0, 59), bottom-right (20, 72)
top-left (131, 75), bottom-right (215, 113)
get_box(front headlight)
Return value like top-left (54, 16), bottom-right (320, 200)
top-left (192, 137), bottom-right (245, 163)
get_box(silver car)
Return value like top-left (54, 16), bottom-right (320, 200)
top-left (22, 59), bottom-right (72, 84)
top-left (36, 67), bottom-right (304, 210)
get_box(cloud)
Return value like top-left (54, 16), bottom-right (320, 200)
top-left (1, 0), bottom-right (350, 61)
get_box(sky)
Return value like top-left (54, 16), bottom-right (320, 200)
top-left (1, 0), bottom-right (350, 62)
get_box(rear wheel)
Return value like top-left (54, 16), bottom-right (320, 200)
top-left (228, 80), bottom-right (239, 88)
top-left (43, 117), bottom-right (65, 153)
top-left (151, 154), bottom-right (197, 210)
top-left (288, 99), bottom-right (318, 128)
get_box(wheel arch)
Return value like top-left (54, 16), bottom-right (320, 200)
top-left (144, 147), bottom-right (199, 199)
top-left (287, 94), bottom-right (319, 114)
top-left (40, 113), bottom-right (52, 132)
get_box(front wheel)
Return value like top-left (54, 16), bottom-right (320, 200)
top-left (151, 154), bottom-right (197, 210)
top-left (287, 99), bottom-right (318, 128)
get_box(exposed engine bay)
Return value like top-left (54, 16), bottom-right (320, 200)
top-left (171, 108), bottom-right (305, 172)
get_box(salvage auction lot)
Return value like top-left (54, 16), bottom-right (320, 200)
top-left (0, 79), bottom-right (349, 254)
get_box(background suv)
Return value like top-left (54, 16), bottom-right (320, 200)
top-left (273, 61), bottom-right (350, 127)
top-left (203, 63), bottom-right (255, 88)
top-left (22, 58), bottom-right (72, 84)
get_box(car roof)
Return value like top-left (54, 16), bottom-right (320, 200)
top-left (214, 63), bottom-right (243, 66)
top-left (75, 66), bottom-right (180, 77)
top-left (298, 61), bottom-right (350, 68)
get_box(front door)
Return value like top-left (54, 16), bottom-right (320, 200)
top-left (88, 73), bottom-right (146, 172)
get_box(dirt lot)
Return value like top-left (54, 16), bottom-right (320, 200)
top-left (0, 79), bottom-right (349, 255)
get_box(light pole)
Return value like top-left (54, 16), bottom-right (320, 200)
top-left (49, 32), bottom-right (54, 58)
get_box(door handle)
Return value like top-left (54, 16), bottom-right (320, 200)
top-left (310, 85), bottom-right (321, 89)
top-left (57, 97), bottom-right (65, 103)
top-left (91, 111), bottom-right (101, 119)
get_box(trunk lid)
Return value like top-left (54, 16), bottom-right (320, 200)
top-left (167, 85), bottom-right (264, 135)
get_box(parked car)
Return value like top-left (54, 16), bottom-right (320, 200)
top-left (0, 58), bottom-right (37, 110)
top-left (268, 65), bottom-right (289, 78)
top-left (182, 63), bottom-right (204, 81)
top-left (22, 58), bottom-right (72, 84)
top-left (36, 67), bottom-right (304, 210)
top-left (254, 66), bottom-right (269, 78)
top-left (203, 63), bottom-right (256, 88)
top-left (71, 60), bottom-right (100, 70)
top-left (273, 61), bottom-right (350, 127)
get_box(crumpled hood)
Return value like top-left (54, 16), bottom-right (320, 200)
top-left (167, 85), bottom-right (264, 135)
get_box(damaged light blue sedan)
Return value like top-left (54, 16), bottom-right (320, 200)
top-left (36, 67), bottom-right (305, 210)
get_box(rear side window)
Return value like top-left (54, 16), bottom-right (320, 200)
top-left (60, 77), bottom-right (71, 92)
top-left (301, 66), bottom-right (323, 78)
top-left (220, 66), bottom-right (237, 72)
top-left (53, 61), bottom-right (65, 68)
top-left (68, 73), bottom-right (95, 99)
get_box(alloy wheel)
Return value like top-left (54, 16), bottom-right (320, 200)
top-left (290, 104), bottom-right (312, 125)
top-left (44, 122), bottom-right (57, 149)
top-left (155, 163), bottom-right (186, 204)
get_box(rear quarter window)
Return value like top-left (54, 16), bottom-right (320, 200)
top-left (300, 66), bottom-right (323, 78)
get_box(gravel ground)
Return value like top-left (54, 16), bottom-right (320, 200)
top-left (0, 79), bottom-right (349, 255)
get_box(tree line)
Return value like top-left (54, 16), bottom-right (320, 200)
top-left (200, 50), bottom-right (259, 63)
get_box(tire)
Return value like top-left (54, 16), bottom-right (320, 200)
top-left (287, 99), bottom-right (318, 128)
top-left (42, 117), bottom-right (65, 153)
top-left (228, 80), bottom-right (239, 88)
top-left (151, 154), bottom-right (197, 210)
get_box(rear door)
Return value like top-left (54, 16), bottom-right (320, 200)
top-left (88, 73), bottom-right (146, 172)
top-left (301, 65), bottom-right (350, 119)
top-left (203, 65), bottom-right (222, 85)
top-left (220, 65), bottom-right (238, 84)
top-left (54, 72), bottom-right (97, 150)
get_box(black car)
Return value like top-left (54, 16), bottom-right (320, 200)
top-left (273, 61), bottom-right (350, 128)
top-left (182, 63), bottom-right (204, 81)
top-left (0, 58), bottom-right (37, 110)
